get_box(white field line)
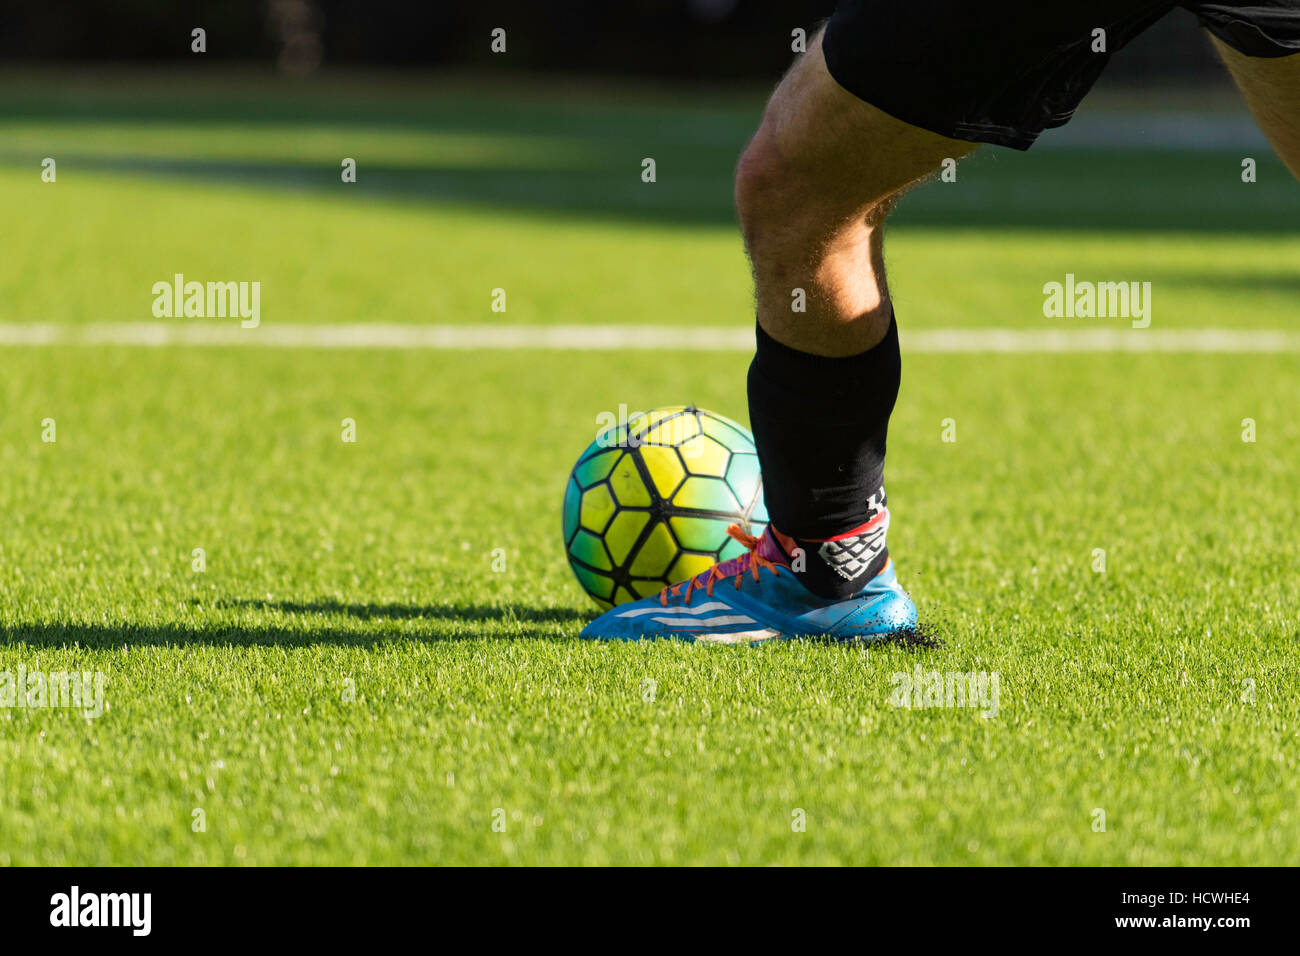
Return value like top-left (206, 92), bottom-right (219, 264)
top-left (0, 323), bottom-right (1298, 353)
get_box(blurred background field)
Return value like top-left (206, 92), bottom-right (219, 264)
top-left (1, 3), bottom-right (1298, 331)
top-left (1, 3), bottom-right (1297, 865)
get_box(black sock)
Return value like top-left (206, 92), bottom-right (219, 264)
top-left (746, 314), bottom-right (901, 599)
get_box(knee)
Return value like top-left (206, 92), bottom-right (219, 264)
top-left (734, 125), bottom-right (793, 250)
top-left (735, 120), bottom-right (890, 260)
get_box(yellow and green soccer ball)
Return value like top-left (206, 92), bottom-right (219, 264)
top-left (563, 405), bottom-right (768, 608)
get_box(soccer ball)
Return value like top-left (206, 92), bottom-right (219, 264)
top-left (563, 405), bottom-right (768, 608)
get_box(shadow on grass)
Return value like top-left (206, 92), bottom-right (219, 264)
top-left (226, 597), bottom-right (589, 625)
top-left (5, 78), bottom-right (1299, 231)
top-left (0, 603), bottom-right (943, 650)
top-left (0, 601), bottom-right (591, 649)
top-left (4, 142), bottom-right (1299, 234)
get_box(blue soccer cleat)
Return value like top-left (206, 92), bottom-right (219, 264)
top-left (578, 524), bottom-right (917, 644)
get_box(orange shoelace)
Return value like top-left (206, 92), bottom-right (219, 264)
top-left (659, 524), bottom-right (783, 607)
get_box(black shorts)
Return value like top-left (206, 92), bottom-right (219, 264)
top-left (822, 0), bottom-right (1300, 149)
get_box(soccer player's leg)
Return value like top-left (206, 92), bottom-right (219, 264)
top-left (578, 30), bottom-right (972, 644)
top-left (734, 26), bottom-right (976, 619)
top-left (1210, 40), bottom-right (1300, 181)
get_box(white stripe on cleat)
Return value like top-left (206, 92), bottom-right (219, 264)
top-left (692, 627), bottom-right (783, 645)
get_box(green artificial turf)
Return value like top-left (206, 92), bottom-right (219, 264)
top-left (0, 71), bottom-right (1297, 865)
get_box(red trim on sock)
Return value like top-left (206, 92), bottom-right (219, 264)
top-left (805, 508), bottom-right (889, 543)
